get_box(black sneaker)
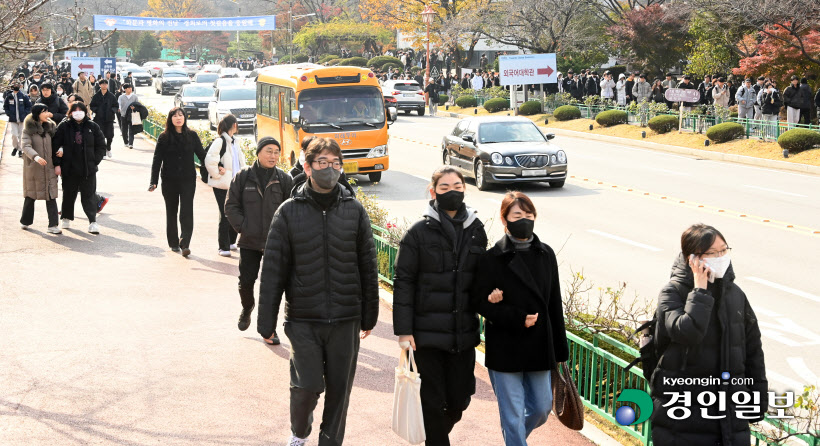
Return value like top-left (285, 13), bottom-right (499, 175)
top-left (238, 304), bottom-right (254, 331)
top-left (181, 247), bottom-right (191, 257)
top-left (11, 149), bottom-right (17, 156)
top-left (171, 246), bottom-right (181, 253)
top-left (264, 332), bottom-right (281, 345)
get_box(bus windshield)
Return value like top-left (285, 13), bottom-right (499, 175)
top-left (298, 86), bottom-right (384, 131)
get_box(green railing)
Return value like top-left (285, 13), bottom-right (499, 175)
top-left (142, 119), bottom-right (164, 140)
top-left (372, 224), bottom-right (397, 285)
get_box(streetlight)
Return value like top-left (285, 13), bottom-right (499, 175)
top-left (421, 5), bottom-right (436, 87)
top-left (289, 11), bottom-right (316, 62)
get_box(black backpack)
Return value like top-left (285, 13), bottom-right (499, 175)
top-left (200, 136), bottom-right (227, 184)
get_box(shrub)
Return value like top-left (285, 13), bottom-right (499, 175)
top-left (706, 122), bottom-right (745, 143)
top-left (647, 115), bottom-right (679, 134)
top-left (553, 105), bottom-right (581, 121)
top-left (367, 55), bottom-right (403, 69)
top-left (279, 55), bottom-right (308, 64)
top-left (438, 94), bottom-right (448, 106)
top-left (518, 101), bottom-right (542, 116)
top-left (730, 111), bottom-right (738, 118)
top-left (325, 58), bottom-right (343, 66)
top-left (456, 96), bottom-right (477, 108)
top-left (318, 54), bottom-right (339, 64)
top-left (339, 57), bottom-right (368, 67)
top-left (595, 110), bottom-right (628, 127)
top-left (483, 97), bottom-right (508, 113)
top-left (381, 63), bottom-right (401, 73)
top-left (778, 128), bottom-right (820, 153)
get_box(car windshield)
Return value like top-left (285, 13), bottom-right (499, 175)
top-left (183, 86), bottom-right (214, 97)
top-left (130, 67), bottom-right (149, 73)
top-left (196, 74), bottom-right (219, 83)
top-left (217, 78), bottom-right (244, 87)
top-left (478, 122), bottom-right (546, 144)
top-left (298, 86), bottom-right (385, 131)
top-left (392, 83), bottom-right (420, 91)
top-left (181, 61), bottom-right (197, 66)
top-left (219, 89), bottom-right (255, 101)
top-left (221, 68), bottom-right (239, 75)
top-left (164, 71), bottom-right (187, 78)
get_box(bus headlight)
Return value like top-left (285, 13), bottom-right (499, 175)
top-left (367, 145), bottom-right (388, 158)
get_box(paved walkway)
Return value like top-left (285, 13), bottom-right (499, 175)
top-left (0, 124), bottom-right (595, 445)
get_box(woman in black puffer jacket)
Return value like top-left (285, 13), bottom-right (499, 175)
top-left (651, 224), bottom-right (767, 446)
top-left (393, 165), bottom-right (487, 446)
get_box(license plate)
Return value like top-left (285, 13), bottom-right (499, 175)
top-left (403, 93), bottom-right (416, 98)
top-left (343, 161), bottom-right (359, 174)
top-left (198, 108), bottom-right (208, 111)
top-left (522, 169), bottom-right (547, 177)
top-left (240, 114), bottom-right (254, 119)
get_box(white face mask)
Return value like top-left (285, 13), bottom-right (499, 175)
top-left (72, 111), bottom-right (85, 121)
top-left (704, 254), bottom-right (731, 281)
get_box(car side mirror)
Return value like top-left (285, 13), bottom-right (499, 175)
top-left (388, 107), bottom-right (397, 122)
top-left (546, 133), bottom-right (556, 140)
top-left (291, 110), bottom-right (301, 122)
top-left (461, 134), bottom-right (474, 143)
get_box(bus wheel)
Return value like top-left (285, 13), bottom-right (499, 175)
top-left (368, 172), bottom-right (382, 182)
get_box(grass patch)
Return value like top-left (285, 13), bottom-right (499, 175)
top-left (584, 407), bottom-right (644, 446)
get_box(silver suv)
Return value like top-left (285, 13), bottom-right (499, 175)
top-left (382, 80), bottom-right (426, 116)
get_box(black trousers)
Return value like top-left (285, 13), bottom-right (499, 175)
top-left (413, 347), bottom-right (477, 446)
top-left (238, 248), bottom-right (264, 310)
top-left (212, 188), bottom-right (237, 251)
top-left (61, 173), bottom-right (97, 223)
top-left (161, 178), bottom-right (196, 248)
top-left (21, 197), bottom-right (58, 227)
top-left (119, 118), bottom-right (134, 145)
top-left (97, 120), bottom-right (115, 152)
top-left (799, 108), bottom-right (812, 125)
top-left (286, 320), bottom-right (361, 445)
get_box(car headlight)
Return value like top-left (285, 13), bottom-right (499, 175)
top-left (491, 152), bottom-right (503, 165)
top-left (551, 155), bottom-right (557, 164)
top-left (556, 150), bottom-right (567, 164)
top-left (504, 156), bottom-right (513, 165)
top-left (183, 102), bottom-right (194, 106)
top-left (367, 145), bottom-right (388, 158)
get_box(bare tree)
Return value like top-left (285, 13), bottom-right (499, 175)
top-left (584, 0), bottom-right (671, 25)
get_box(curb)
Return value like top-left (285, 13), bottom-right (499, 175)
top-left (434, 111), bottom-right (820, 176)
top-left (0, 119), bottom-right (8, 165)
top-left (377, 286), bottom-right (621, 446)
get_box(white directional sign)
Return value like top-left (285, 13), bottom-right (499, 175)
top-left (498, 53), bottom-right (558, 86)
top-left (71, 57), bottom-right (100, 79)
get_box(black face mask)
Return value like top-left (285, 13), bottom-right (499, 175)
top-left (507, 218), bottom-right (534, 240)
top-left (12, 86), bottom-right (19, 91)
top-left (435, 190), bottom-right (464, 212)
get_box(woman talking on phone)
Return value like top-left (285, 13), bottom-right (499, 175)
top-left (651, 224), bottom-right (767, 446)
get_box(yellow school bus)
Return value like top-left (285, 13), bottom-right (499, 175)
top-left (254, 63), bottom-right (389, 182)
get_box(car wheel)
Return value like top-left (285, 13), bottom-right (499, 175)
top-left (368, 172), bottom-right (382, 182)
top-left (549, 180), bottom-right (565, 189)
top-left (418, 108), bottom-right (425, 116)
top-left (474, 161), bottom-right (491, 191)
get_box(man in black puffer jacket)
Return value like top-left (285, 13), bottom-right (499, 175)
top-left (258, 137), bottom-right (378, 446)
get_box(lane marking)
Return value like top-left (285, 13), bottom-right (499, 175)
top-left (746, 277), bottom-right (820, 304)
top-left (759, 328), bottom-right (802, 347)
top-left (753, 306), bottom-right (783, 318)
top-left (743, 185), bottom-right (808, 198)
top-left (766, 369), bottom-right (805, 391)
top-left (787, 357), bottom-right (819, 385)
top-left (586, 229), bottom-right (663, 252)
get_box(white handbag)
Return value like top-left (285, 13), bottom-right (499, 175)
top-left (131, 112), bottom-right (142, 126)
top-left (392, 349), bottom-right (426, 445)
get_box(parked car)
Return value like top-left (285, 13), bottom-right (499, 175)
top-left (382, 79), bottom-right (425, 116)
top-left (193, 72), bottom-right (219, 84)
top-left (128, 67), bottom-right (153, 86)
top-left (213, 77), bottom-right (245, 89)
top-left (175, 59), bottom-right (201, 76)
top-left (441, 117), bottom-right (568, 190)
top-left (217, 67), bottom-right (240, 78)
top-left (154, 68), bottom-right (191, 95)
top-left (174, 84), bottom-right (216, 119)
top-left (115, 62), bottom-right (139, 78)
top-left (237, 70), bottom-right (251, 79)
top-left (201, 64), bottom-right (222, 73)
top-left (143, 61), bottom-right (169, 76)
top-left (208, 86), bottom-right (256, 132)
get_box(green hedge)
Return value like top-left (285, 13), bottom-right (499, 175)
top-left (318, 54), bottom-right (339, 64)
top-left (648, 115), bottom-right (679, 134)
top-left (518, 101), bottom-right (542, 116)
top-left (456, 96), bottom-right (477, 108)
top-left (553, 105), bottom-right (581, 121)
top-left (279, 55), bottom-right (308, 64)
top-left (483, 98), bottom-right (508, 113)
top-left (381, 63), bottom-right (401, 73)
top-left (339, 57), bottom-right (368, 67)
top-left (438, 94), bottom-right (449, 106)
top-left (368, 55), bottom-right (403, 69)
top-left (595, 110), bottom-right (628, 127)
top-left (326, 58), bottom-right (343, 66)
top-left (778, 128), bottom-right (820, 153)
top-left (706, 122), bottom-right (745, 143)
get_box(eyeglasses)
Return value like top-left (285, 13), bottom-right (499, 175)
top-left (698, 247), bottom-right (732, 258)
top-left (312, 160), bottom-right (342, 169)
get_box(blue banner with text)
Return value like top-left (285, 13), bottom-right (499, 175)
top-left (93, 15), bottom-right (276, 31)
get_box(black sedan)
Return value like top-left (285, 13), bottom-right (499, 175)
top-left (442, 117), bottom-right (568, 190)
top-left (174, 84), bottom-right (216, 119)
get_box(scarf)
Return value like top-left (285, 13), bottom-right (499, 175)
top-left (229, 136), bottom-right (241, 179)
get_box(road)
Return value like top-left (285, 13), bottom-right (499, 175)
top-left (137, 86), bottom-right (820, 393)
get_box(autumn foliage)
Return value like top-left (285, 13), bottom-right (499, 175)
top-left (607, 5), bottom-right (689, 75)
top-left (734, 24), bottom-right (820, 81)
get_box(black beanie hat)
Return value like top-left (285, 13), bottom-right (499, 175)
top-left (256, 136), bottom-right (280, 154)
top-left (30, 103), bottom-right (49, 121)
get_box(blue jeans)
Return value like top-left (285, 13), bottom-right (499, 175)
top-left (488, 369), bottom-right (552, 446)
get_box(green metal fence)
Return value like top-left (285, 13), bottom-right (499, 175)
top-left (142, 119), bottom-right (163, 140)
top-left (372, 224), bottom-right (397, 286)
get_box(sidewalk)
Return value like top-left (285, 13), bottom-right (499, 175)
top-left (0, 128), bottom-right (597, 445)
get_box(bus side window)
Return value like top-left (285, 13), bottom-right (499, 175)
top-left (285, 89), bottom-right (294, 123)
top-left (271, 86), bottom-right (279, 120)
top-left (258, 83), bottom-right (268, 116)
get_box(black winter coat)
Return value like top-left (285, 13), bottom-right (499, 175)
top-left (471, 235), bottom-right (568, 372)
top-left (150, 129), bottom-right (207, 185)
top-left (124, 101), bottom-right (149, 134)
top-left (257, 182), bottom-right (379, 339)
top-left (225, 163), bottom-right (294, 252)
top-left (761, 91), bottom-right (782, 116)
top-left (52, 117), bottom-right (106, 178)
top-left (782, 85), bottom-right (810, 109)
top-left (651, 254), bottom-right (767, 446)
top-left (37, 93), bottom-right (68, 124)
top-left (90, 91), bottom-right (118, 124)
top-left (393, 203), bottom-right (487, 353)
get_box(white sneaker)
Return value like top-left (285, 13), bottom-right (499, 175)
top-left (218, 249), bottom-right (231, 257)
top-left (61, 219), bottom-right (71, 229)
top-left (230, 243), bottom-right (238, 251)
top-left (106, 150), bottom-right (112, 159)
top-left (88, 222), bottom-right (100, 234)
top-left (47, 226), bottom-right (62, 234)
top-left (21, 224), bottom-right (29, 230)
top-left (288, 435), bottom-right (307, 446)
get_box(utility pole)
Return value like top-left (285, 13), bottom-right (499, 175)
top-left (289, 10), bottom-right (315, 62)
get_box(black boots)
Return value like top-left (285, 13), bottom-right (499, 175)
top-left (238, 284), bottom-right (255, 331)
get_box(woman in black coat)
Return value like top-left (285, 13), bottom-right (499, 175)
top-left (52, 102), bottom-right (106, 234)
top-left (471, 191), bottom-right (568, 446)
top-left (651, 224), bottom-right (767, 446)
top-left (393, 165), bottom-right (487, 446)
top-left (149, 107), bottom-right (206, 257)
